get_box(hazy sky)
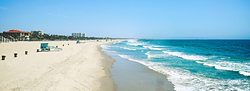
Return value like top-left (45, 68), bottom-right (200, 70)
top-left (0, 0), bottom-right (249, 39)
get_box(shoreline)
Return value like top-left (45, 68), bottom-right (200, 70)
top-left (101, 41), bottom-right (175, 91)
top-left (97, 44), bottom-right (115, 91)
top-left (0, 40), bottom-right (121, 91)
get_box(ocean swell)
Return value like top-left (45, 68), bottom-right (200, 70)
top-left (163, 51), bottom-right (208, 61)
top-left (117, 54), bottom-right (249, 91)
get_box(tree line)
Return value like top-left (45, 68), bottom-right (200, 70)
top-left (0, 33), bottom-right (122, 41)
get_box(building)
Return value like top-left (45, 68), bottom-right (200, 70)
top-left (31, 30), bottom-right (43, 35)
top-left (72, 33), bottom-right (85, 37)
top-left (4, 29), bottom-right (31, 37)
top-left (4, 29), bottom-right (31, 40)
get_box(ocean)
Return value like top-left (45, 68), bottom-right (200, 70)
top-left (101, 39), bottom-right (250, 91)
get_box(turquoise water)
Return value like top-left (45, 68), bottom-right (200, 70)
top-left (102, 39), bottom-right (250, 91)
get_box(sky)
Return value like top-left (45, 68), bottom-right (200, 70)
top-left (0, 0), bottom-right (249, 39)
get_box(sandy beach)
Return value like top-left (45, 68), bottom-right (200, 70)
top-left (0, 40), bottom-right (119, 91)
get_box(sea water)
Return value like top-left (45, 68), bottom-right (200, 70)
top-left (101, 39), bottom-right (250, 91)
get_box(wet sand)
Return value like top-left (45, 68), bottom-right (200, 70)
top-left (103, 48), bottom-right (175, 91)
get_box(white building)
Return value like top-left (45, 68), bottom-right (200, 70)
top-left (72, 33), bottom-right (85, 37)
top-left (31, 30), bottom-right (43, 35)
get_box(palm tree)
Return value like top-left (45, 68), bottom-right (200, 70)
top-left (20, 36), bottom-right (25, 41)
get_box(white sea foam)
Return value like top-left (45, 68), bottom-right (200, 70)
top-left (100, 45), bottom-right (118, 54)
top-left (203, 63), bottom-right (217, 67)
top-left (152, 45), bottom-right (169, 47)
top-left (118, 55), bottom-right (130, 59)
top-left (163, 51), bottom-right (208, 61)
top-left (149, 47), bottom-right (162, 50)
top-left (145, 51), bottom-right (169, 59)
top-left (245, 63), bottom-right (250, 64)
top-left (127, 39), bottom-right (137, 42)
top-left (196, 61), bottom-right (205, 64)
top-left (239, 71), bottom-right (250, 76)
top-left (120, 47), bottom-right (136, 51)
top-left (128, 43), bottom-right (144, 46)
top-left (200, 61), bottom-right (250, 76)
top-left (215, 61), bottom-right (250, 76)
top-left (215, 66), bottom-right (234, 71)
top-left (100, 45), bottom-right (110, 49)
top-left (117, 54), bottom-right (250, 91)
top-left (126, 39), bottom-right (146, 46)
top-left (143, 46), bottom-right (163, 50)
top-left (145, 52), bottom-right (150, 58)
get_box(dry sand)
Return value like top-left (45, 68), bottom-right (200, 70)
top-left (0, 40), bottom-right (120, 91)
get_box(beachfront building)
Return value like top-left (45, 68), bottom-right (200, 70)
top-left (4, 29), bottom-right (31, 37)
top-left (4, 29), bottom-right (31, 40)
top-left (31, 30), bottom-right (43, 35)
top-left (72, 33), bottom-right (85, 37)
